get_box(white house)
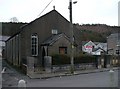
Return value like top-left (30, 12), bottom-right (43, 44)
top-left (82, 41), bottom-right (107, 55)
top-left (96, 43), bottom-right (107, 51)
top-left (82, 41), bottom-right (96, 54)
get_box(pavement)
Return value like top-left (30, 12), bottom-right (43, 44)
top-left (2, 59), bottom-right (119, 87)
top-left (27, 67), bottom-right (119, 79)
top-left (2, 59), bottom-right (119, 79)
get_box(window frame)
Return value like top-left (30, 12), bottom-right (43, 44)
top-left (31, 34), bottom-right (38, 56)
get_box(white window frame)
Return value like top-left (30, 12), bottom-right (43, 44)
top-left (52, 29), bottom-right (58, 35)
top-left (31, 34), bottom-right (38, 56)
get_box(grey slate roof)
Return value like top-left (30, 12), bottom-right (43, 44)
top-left (41, 33), bottom-right (70, 46)
top-left (92, 47), bottom-right (105, 52)
top-left (94, 42), bottom-right (100, 45)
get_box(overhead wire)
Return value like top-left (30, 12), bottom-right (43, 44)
top-left (38, 0), bottom-right (54, 17)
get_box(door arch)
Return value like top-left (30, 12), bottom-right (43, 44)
top-left (42, 47), bottom-right (45, 67)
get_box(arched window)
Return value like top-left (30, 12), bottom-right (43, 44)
top-left (31, 34), bottom-right (38, 56)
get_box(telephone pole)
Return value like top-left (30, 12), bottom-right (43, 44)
top-left (69, 0), bottom-right (77, 74)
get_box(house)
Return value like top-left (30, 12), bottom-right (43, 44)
top-left (107, 33), bottom-right (120, 55)
top-left (92, 48), bottom-right (105, 55)
top-left (5, 9), bottom-right (81, 72)
top-left (96, 43), bottom-right (107, 51)
top-left (92, 43), bottom-right (107, 55)
top-left (82, 41), bottom-right (96, 54)
top-left (82, 41), bottom-right (109, 68)
top-left (82, 41), bottom-right (107, 55)
top-left (107, 33), bottom-right (120, 65)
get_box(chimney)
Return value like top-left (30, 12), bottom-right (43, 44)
top-left (53, 6), bottom-right (55, 10)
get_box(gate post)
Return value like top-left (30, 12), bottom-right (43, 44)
top-left (44, 56), bottom-right (52, 73)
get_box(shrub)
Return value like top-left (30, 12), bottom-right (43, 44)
top-left (52, 54), bottom-right (70, 65)
top-left (74, 55), bottom-right (96, 64)
top-left (52, 54), bottom-right (96, 65)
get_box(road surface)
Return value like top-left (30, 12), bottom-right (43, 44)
top-left (26, 70), bottom-right (118, 87)
top-left (2, 59), bottom-right (119, 87)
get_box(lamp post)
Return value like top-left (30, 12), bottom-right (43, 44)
top-left (69, 0), bottom-right (77, 74)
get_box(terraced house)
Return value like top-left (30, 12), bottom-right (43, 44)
top-left (5, 9), bottom-right (81, 72)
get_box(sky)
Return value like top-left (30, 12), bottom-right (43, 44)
top-left (0, 0), bottom-right (120, 26)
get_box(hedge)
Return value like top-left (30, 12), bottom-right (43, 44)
top-left (52, 54), bottom-right (96, 65)
top-left (52, 54), bottom-right (70, 65)
top-left (74, 55), bottom-right (96, 64)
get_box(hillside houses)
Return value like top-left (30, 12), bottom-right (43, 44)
top-left (82, 41), bottom-right (107, 55)
top-left (77, 24), bottom-right (120, 33)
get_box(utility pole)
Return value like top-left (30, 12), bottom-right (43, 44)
top-left (69, 0), bottom-right (72, 23)
top-left (69, 0), bottom-right (77, 74)
top-left (70, 0), bottom-right (74, 74)
top-left (118, 1), bottom-right (120, 26)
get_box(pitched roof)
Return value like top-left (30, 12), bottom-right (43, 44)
top-left (41, 33), bottom-right (70, 46)
top-left (6, 10), bottom-right (70, 42)
top-left (92, 47), bottom-right (105, 52)
top-left (94, 42), bottom-right (100, 45)
top-left (82, 41), bottom-right (90, 46)
top-left (82, 41), bottom-right (95, 46)
top-left (97, 43), bottom-right (107, 47)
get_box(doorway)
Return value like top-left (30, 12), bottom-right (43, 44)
top-left (42, 47), bottom-right (45, 68)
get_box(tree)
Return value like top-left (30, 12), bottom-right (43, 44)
top-left (10, 17), bottom-right (19, 22)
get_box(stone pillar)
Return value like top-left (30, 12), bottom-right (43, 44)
top-left (106, 55), bottom-right (111, 68)
top-left (95, 55), bottom-right (98, 68)
top-left (27, 57), bottom-right (35, 75)
top-left (97, 57), bottom-right (102, 69)
top-left (44, 56), bottom-right (52, 73)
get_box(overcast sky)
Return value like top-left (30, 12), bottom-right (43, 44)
top-left (0, 0), bottom-right (120, 26)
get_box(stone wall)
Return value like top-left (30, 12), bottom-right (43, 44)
top-left (52, 63), bottom-right (96, 73)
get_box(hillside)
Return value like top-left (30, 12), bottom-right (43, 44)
top-left (76, 24), bottom-right (120, 33)
top-left (79, 29), bottom-right (106, 42)
top-left (74, 24), bottom-right (120, 42)
top-left (1, 22), bottom-right (27, 36)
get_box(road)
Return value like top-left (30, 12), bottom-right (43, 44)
top-left (27, 70), bottom-right (118, 87)
top-left (2, 59), bottom-right (119, 87)
top-left (2, 59), bottom-right (29, 87)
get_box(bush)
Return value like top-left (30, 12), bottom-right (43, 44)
top-left (74, 55), bottom-right (96, 64)
top-left (52, 54), bottom-right (70, 65)
top-left (52, 54), bottom-right (96, 65)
